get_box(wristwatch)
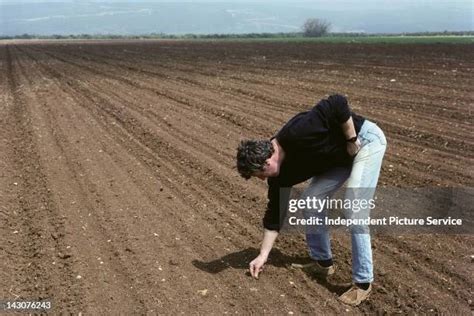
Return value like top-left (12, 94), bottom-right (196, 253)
top-left (346, 136), bottom-right (358, 143)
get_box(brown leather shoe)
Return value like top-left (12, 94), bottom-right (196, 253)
top-left (290, 261), bottom-right (335, 277)
top-left (338, 283), bottom-right (372, 306)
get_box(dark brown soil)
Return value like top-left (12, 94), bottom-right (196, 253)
top-left (0, 39), bottom-right (472, 314)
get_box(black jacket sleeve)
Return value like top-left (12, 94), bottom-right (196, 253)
top-left (263, 178), bottom-right (291, 232)
top-left (320, 94), bottom-right (352, 124)
top-left (276, 94), bottom-right (352, 149)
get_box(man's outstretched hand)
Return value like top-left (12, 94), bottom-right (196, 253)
top-left (249, 254), bottom-right (267, 279)
top-left (250, 229), bottom-right (278, 279)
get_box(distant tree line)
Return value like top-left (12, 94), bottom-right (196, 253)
top-left (1, 31), bottom-right (473, 40)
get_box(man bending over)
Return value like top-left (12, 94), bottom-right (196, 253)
top-left (236, 94), bottom-right (387, 306)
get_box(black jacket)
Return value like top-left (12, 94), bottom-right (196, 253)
top-left (263, 94), bottom-right (365, 231)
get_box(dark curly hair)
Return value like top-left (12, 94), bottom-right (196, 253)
top-left (236, 139), bottom-right (274, 179)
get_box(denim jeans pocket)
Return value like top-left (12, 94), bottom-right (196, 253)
top-left (359, 123), bottom-right (387, 147)
top-left (366, 129), bottom-right (387, 146)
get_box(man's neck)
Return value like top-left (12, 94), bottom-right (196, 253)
top-left (271, 139), bottom-right (285, 165)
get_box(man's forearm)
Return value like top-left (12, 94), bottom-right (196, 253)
top-left (259, 229), bottom-right (279, 258)
top-left (341, 116), bottom-right (357, 139)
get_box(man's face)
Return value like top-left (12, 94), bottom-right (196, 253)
top-left (253, 158), bottom-right (280, 181)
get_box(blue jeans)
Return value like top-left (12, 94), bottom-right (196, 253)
top-left (302, 120), bottom-right (387, 283)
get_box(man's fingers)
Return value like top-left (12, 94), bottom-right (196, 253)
top-left (250, 263), bottom-right (260, 278)
top-left (249, 262), bottom-right (263, 279)
top-left (254, 266), bottom-right (260, 279)
top-left (250, 257), bottom-right (266, 279)
top-left (255, 265), bottom-right (265, 279)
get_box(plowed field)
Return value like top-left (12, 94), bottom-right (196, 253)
top-left (1, 40), bottom-right (473, 314)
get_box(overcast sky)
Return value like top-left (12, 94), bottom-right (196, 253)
top-left (1, 0), bottom-right (471, 4)
top-left (1, 0), bottom-right (472, 11)
top-left (1, 0), bottom-right (472, 35)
